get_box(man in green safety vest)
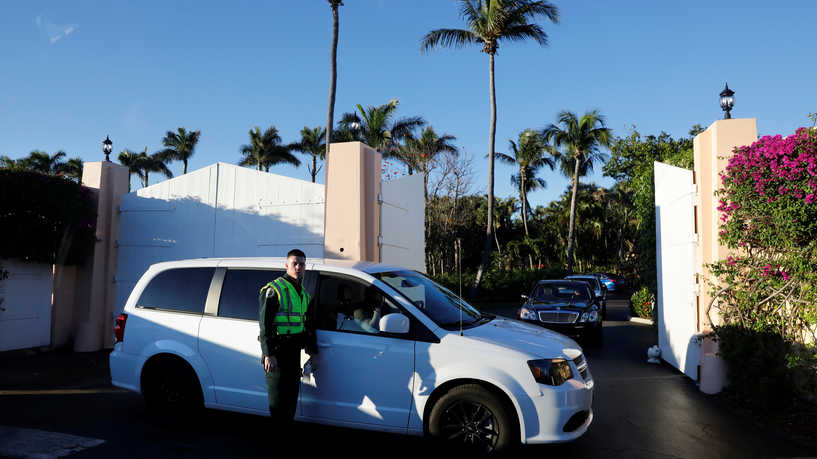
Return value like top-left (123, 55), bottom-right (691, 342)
top-left (258, 248), bottom-right (318, 425)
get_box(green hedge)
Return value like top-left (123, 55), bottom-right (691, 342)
top-left (433, 267), bottom-right (565, 302)
top-left (0, 170), bottom-right (96, 265)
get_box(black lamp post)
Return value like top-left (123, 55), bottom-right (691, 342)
top-left (719, 83), bottom-right (735, 119)
top-left (102, 135), bottom-right (112, 162)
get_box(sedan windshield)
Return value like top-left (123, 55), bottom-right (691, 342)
top-left (532, 282), bottom-right (591, 302)
top-left (568, 276), bottom-right (599, 290)
top-left (374, 270), bottom-right (485, 330)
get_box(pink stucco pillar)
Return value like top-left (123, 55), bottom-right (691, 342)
top-left (73, 161), bottom-right (128, 352)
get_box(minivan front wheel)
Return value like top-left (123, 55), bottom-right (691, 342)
top-left (428, 384), bottom-right (516, 454)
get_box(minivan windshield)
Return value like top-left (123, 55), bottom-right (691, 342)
top-left (374, 270), bottom-right (486, 330)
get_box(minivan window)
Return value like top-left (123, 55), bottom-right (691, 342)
top-left (219, 269), bottom-right (284, 320)
top-left (138, 268), bottom-right (215, 314)
top-left (315, 274), bottom-right (401, 334)
top-left (375, 270), bottom-right (484, 330)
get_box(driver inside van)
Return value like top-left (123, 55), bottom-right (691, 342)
top-left (336, 285), bottom-right (382, 333)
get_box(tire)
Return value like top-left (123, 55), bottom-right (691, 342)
top-left (142, 358), bottom-right (203, 423)
top-left (428, 384), bottom-right (517, 455)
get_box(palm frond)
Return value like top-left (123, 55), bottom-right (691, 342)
top-left (420, 28), bottom-right (480, 53)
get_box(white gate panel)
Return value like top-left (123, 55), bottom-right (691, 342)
top-left (213, 165), bottom-right (325, 258)
top-left (380, 174), bottom-right (425, 272)
top-left (114, 163), bottom-right (325, 315)
top-left (0, 259), bottom-right (52, 351)
top-left (654, 162), bottom-right (698, 379)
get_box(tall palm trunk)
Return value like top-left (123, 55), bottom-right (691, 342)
top-left (566, 150), bottom-right (581, 274)
top-left (325, 3), bottom-right (340, 167)
top-left (311, 155), bottom-right (318, 182)
top-left (143, 172), bottom-right (149, 188)
top-left (520, 169), bottom-right (529, 237)
top-left (520, 170), bottom-right (534, 270)
top-left (423, 167), bottom-right (429, 203)
top-left (183, 160), bottom-right (188, 175)
top-left (474, 52), bottom-right (497, 290)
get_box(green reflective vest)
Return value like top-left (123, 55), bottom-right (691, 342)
top-left (260, 277), bottom-right (310, 335)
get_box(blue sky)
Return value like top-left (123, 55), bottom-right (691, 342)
top-left (1, 1), bottom-right (815, 206)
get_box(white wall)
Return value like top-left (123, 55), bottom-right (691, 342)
top-left (0, 259), bottom-right (52, 351)
top-left (380, 174), bottom-right (425, 272)
top-left (114, 163), bottom-right (325, 314)
top-left (654, 161), bottom-right (699, 379)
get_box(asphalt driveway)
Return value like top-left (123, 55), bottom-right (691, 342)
top-left (0, 298), bottom-right (813, 458)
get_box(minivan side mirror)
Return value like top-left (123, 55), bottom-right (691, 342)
top-left (379, 313), bottom-right (410, 334)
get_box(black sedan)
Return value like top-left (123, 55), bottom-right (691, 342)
top-left (519, 280), bottom-right (603, 345)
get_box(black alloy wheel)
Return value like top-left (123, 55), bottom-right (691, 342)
top-left (429, 384), bottom-right (515, 454)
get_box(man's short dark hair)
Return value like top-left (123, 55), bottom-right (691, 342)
top-left (287, 249), bottom-right (306, 259)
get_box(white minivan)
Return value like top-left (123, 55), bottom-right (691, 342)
top-left (109, 258), bottom-right (594, 452)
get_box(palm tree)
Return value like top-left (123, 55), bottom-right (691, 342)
top-left (119, 149), bottom-right (148, 190)
top-left (160, 127), bottom-right (200, 174)
top-left (239, 127), bottom-right (268, 172)
top-left (542, 110), bottom-right (612, 274)
top-left (239, 126), bottom-right (300, 172)
top-left (21, 150), bottom-right (67, 174)
top-left (118, 148), bottom-right (173, 189)
top-left (421, 0), bottom-right (559, 288)
top-left (326, 0), bottom-right (343, 164)
top-left (496, 129), bottom-right (553, 240)
top-left (0, 156), bottom-right (26, 171)
top-left (338, 98), bottom-right (425, 156)
top-left (54, 157), bottom-right (84, 183)
top-left (291, 126), bottom-right (326, 183)
top-left (403, 126), bottom-right (458, 201)
top-left (141, 150), bottom-right (174, 187)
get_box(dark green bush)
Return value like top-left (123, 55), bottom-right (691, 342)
top-left (0, 170), bottom-right (96, 265)
top-left (712, 325), bottom-right (812, 409)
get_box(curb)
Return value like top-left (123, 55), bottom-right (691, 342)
top-left (629, 316), bottom-right (654, 325)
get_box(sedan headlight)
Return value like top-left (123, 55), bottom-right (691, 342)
top-left (520, 307), bottom-right (536, 320)
top-left (528, 359), bottom-right (573, 386)
top-left (579, 310), bottom-right (599, 323)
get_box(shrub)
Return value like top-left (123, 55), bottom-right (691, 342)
top-left (711, 126), bottom-right (817, 404)
top-left (0, 170), bottom-right (96, 265)
top-left (713, 325), bottom-right (817, 409)
top-left (433, 267), bottom-right (565, 303)
top-left (630, 286), bottom-right (654, 319)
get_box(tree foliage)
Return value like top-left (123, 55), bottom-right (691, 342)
top-left (160, 127), bottom-right (201, 174)
top-left (603, 125), bottom-right (701, 291)
top-left (0, 170), bottom-right (96, 265)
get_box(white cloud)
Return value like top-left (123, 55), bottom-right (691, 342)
top-left (35, 15), bottom-right (78, 45)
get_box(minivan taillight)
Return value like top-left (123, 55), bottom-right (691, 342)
top-left (114, 314), bottom-right (128, 343)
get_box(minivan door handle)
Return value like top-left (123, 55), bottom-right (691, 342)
top-left (317, 341), bottom-right (331, 349)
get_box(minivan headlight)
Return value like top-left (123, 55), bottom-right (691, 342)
top-left (520, 307), bottom-right (536, 320)
top-left (528, 358), bottom-right (573, 386)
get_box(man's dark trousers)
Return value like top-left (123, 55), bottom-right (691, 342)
top-left (265, 339), bottom-right (302, 424)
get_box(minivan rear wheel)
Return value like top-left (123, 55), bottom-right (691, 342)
top-left (142, 358), bottom-right (203, 423)
top-left (428, 384), bottom-right (516, 454)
